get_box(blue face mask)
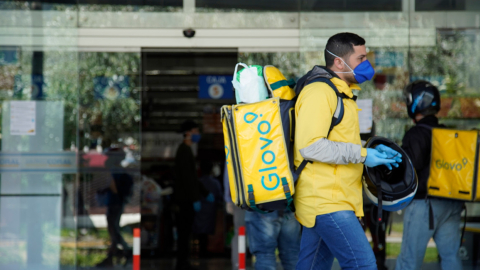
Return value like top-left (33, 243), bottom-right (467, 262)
top-left (326, 49), bottom-right (375, 84)
top-left (191, 134), bottom-right (201, 143)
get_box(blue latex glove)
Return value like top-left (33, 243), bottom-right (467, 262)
top-left (193, 201), bottom-right (201, 212)
top-left (375, 144), bottom-right (403, 169)
top-left (365, 148), bottom-right (398, 170)
top-left (206, 193), bottom-right (215, 203)
top-left (375, 144), bottom-right (403, 161)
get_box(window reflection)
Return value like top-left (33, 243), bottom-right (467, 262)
top-left (0, 0), bottom-right (479, 268)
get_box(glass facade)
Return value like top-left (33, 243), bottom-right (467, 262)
top-left (1, 0), bottom-right (480, 269)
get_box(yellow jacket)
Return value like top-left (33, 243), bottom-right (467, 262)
top-left (293, 76), bottom-right (367, 228)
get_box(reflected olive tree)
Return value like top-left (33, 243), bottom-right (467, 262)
top-left (8, 50), bottom-right (141, 151)
top-left (78, 52), bottom-right (141, 150)
top-left (239, 52), bottom-right (305, 79)
top-left (409, 30), bottom-right (480, 96)
top-left (409, 30), bottom-right (480, 120)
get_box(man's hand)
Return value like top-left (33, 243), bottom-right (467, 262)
top-left (375, 145), bottom-right (402, 161)
top-left (226, 202), bottom-right (234, 215)
top-left (206, 193), bottom-right (215, 203)
top-left (365, 148), bottom-right (398, 170)
top-left (193, 201), bottom-right (201, 212)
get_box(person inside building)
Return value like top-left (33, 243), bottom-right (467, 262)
top-left (294, 32), bottom-right (402, 270)
top-left (192, 160), bottom-right (221, 258)
top-left (223, 162), bottom-right (246, 270)
top-left (174, 120), bottom-right (209, 270)
top-left (96, 146), bottom-right (134, 267)
top-left (395, 81), bottom-right (464, 270)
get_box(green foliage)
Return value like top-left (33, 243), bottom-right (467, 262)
top-left (410, 30), bottom-right (480, 96)
top-left (61, 247), bottom-right (107, 267)
top-left (78, 52), bottom-right (140, 148)
top-left (2, 50), bottom-right (141, 149)
top-left (239, 52), bottom-right (305, 79)
top-left (386, 243), bottom-right (438, 263)
top-left (0, 245), bottom-right (25, 266)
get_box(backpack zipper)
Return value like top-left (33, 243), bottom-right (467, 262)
top-left (225, 107), bottom-right (246, 207)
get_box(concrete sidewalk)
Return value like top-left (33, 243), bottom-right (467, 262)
top-left (98, 258), bottom-right (476, 270)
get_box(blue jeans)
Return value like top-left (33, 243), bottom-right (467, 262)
top-left (395, 198), bottom-right (463, 270)
top-left (245, 210), bottom-right (301, 270)
top-left (296, 211), bottom-right (376, 270)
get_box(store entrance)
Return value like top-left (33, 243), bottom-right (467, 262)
top-left (140, 48), bottom-right (237, 259)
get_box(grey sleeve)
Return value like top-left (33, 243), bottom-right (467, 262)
top-left (299, 138), bottom-right (366, 165)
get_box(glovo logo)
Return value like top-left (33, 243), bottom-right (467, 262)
top-left (225, 146), bottom-right (230, 164)
top-left (244, 112), bottom-right (280, 191)
top-left (435, 158), bottom-right (468, 171)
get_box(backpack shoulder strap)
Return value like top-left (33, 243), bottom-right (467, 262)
top-left (293, 77), bottom-right (351, 182)
top-left (416, 124), bottom-right (433, 130)
top-left (305, 77), bottom-right (351, 135)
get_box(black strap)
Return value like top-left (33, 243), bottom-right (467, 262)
top-left (377, 183), bottom-right (383, 223)
top-left (461, 203), bottom-right (467, 247)
top-left (417, 124), bottom-right (433, 130)
top-left (293, 159), bottom-right (312, 181)
top-left (306, 77), bottom-right (354, 100)
top-left (428, 199), bottom-right (434, 230)
top-left (375, 184), bottom-right (383, 244)
top-left (388, 211), bottom-right (393, 236)
top-left (306, 77), bottom-right (349, 134)
top-left (293, 77), bottom-right (351, 180)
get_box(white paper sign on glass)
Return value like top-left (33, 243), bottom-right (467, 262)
top-left (357, 99), bottom-right (373, 134)
top-left (10, 101), bottom-right (36, 136)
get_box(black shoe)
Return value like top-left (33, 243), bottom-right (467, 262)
top-left (175, 262), bottom-right (199, 270)
top-left (119, 250), bottom-right (132, 267)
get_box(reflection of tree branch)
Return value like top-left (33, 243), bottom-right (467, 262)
top-left (76, 52), bottom-right (141, 148)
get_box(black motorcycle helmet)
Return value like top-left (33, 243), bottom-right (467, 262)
top-left (404, 80), bottom-right (441, 120)
top-left (363, 137), bottom-right (418, 213)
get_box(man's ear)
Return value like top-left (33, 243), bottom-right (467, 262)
top-left (334, 58), bottom-right (344, 70)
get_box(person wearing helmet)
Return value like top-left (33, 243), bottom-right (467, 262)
top-left (294, 32), bottom-right (402, 270)
top-left (395, 81), bottom-right (464, 270)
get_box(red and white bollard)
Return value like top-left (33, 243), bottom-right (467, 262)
top-left (238, 226), bottom-right (246, 270)
top-left (133, 228), bottom-right (140, 270)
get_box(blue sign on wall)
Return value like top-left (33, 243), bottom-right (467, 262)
top-left (198, 75), bottom-right (234, 99)
top-left (94, 76), bottom-right (130, 100)
top-left (0, 49), bottom-right (18, 66)
top-left (14, 75), bottom-right (45, 99)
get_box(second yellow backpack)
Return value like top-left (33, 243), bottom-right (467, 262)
top-left (423, 126), bottom-right (480, 201)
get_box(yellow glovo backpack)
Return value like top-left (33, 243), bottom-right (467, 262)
top-left (221, 64), bottom-right (348, 213)
top-left (422, 126), bottom-right (480, 201)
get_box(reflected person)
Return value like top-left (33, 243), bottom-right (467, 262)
top-left (174, 120), bottom-right (209, 270)
top-left (192, 161), bottom-right (222, 258)
top-left (96, 146), bottom-right (134, 267)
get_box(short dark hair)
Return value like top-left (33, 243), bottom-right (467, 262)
top-left (180, 120), bottom-right (198, 133)
top-left (325, 33), bottom-right (366, 68)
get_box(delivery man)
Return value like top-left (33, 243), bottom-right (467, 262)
top-left (395, 81), bottom-right (464, 270)
top-left (294, 32), bottom-right (402, 270)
